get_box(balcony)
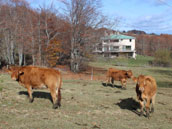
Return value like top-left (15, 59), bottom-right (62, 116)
top-left (103, 48), bottom-right (135, 53)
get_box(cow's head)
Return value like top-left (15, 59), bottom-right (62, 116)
top-left (6, 66), bottom-right (13, 74)
top-left (6, 65), bottom-right (20, 74)
top-left (11, 70), bottom-right (24, 81)
top-left (136, 75), bottom-right (151, 92)
top-left (132, 76), bottom-right (138, 83)
top-left (126, 70), bottom-right (133, 78)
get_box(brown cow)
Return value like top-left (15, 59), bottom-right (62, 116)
top-left (8, 66), bottom-right (62, 109)
top-left (135, 75), bottom-right (157, 118)
top-left (110, 70), bottom-right (133, 89)
top-left (106, 67), bottom-right (120, 85)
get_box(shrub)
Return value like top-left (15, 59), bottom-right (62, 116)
top-left (153, 49), bottom-right (172, 67)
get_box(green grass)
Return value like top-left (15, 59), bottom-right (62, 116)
top-left (0, 74), bottom-right (172, 129)
top-left (90, 55), bottom-right (154, 68)
top-left (0, 58), bottom-right (172, 128)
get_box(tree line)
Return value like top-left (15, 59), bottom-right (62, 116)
top-left (1, 0), bottom-right (172, 70)
top-left (0, 0), bottom-right (117, 72)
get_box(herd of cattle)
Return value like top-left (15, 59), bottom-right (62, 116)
top-left (5, 65), bottom-right (157, 118)
top-left (105, 67), bottom-right (157, 118)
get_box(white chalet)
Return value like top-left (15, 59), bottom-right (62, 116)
top-left (94, 33), bottom-right (136, 58)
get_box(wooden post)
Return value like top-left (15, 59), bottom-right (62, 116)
top-left (91, 67), bottom-right (93, 80)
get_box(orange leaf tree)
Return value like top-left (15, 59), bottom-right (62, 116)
top-left (46, 39), bottom-right (62, 67)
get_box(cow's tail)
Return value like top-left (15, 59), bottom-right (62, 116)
top-left (57, 73), bottom-right (62, 107)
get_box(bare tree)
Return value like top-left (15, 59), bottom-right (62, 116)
top-left (60, 0), bottom-right (108, 72)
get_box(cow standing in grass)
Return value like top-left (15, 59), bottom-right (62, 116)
top-left (110, 70), bottom-right (133, 89)
top-left (106, 68), bottom-right (120, 84)
top-left (8, 66), bottom-right (62, 109)
top-left (135, 75), bottom-right (157, 118)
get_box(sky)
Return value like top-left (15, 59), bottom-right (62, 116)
top-left (27, 0), bottom-right (172, 34)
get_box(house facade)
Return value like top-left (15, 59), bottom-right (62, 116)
top-left (94, 33), bottom-right (136, 58)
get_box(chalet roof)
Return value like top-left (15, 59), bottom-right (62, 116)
top-left (102, 34), bottom-right (135, 40)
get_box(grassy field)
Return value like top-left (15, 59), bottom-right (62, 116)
top-left (90, 55), bottom-right (154, 68)
top-left (0, 56), bottom-right (172, 129)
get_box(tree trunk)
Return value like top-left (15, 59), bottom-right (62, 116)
top-left (70, 48), bottom-right (80, 73)
top-left (18, 48), bottom-right (23, 66)
top-left (38, 17), bottom-right (42, 66)
top-left (10, 40), bottom-right (15, 64)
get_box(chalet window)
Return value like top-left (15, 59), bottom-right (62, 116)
top-left (113, 46), bottom-right (119, 50)
top-left (97, 46), bottom-right (102, 51)
top-left (110, 39), bottom-right (119, 42)
top-left (129, 39), bottom-right (132, 42)
top-left (122, 46), bottom-right (131, 50)
top-left (126, 46), bottom-right (131, 50)
top-left (104, 46), bottom-right (109, 51)
top-left (110, 46), bottom-right (113, 51)
top-left (104, 40), bottom-right (109, 43)
top-left (128, 53), bottom-right (133, 57)
top-left (109, 46), bottom-right (119, 51)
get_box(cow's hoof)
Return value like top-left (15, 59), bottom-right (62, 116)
top-left (57, 102), bottom-right (61, 107)
top-left (146, 111), bottom-right (150, 119)
top-left (150, 108), bottom-right (154, 113)
top-left (122, 87), bottom-right (126, 90)
top-left (53, 105), bottom-right (58, 109)
top-left (53, 103), bottom-right (59, 109)
top-left (139, 111), bottom-right (143, 116)
top-left (146, 114), bottom-right (150, 119)
top-left (29, 98), bottom-right (34, 103)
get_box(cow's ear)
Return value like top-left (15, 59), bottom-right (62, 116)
top-left (6, 69), bottom-right (11, 73)
top-left (18, 70), bottom-right (24, 75)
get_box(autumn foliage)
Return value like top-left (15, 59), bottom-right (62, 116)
top-left (0, 0), bottom-right (172, 69)
top-left (46, 39), bottom-right (62, 67)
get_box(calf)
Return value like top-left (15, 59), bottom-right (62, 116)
top-left (135, 75), bottom-right (157, 118)
top-left (8, 66), bottom-right (62, 109)
top-left (110, 70), bottom-right (133, 89)
top-left (106, 67), bottom-right (120, 85)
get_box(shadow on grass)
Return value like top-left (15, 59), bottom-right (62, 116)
top-left (102, 83), bottom-right (122, 89)
top-left (115, 98), bottom-right (141, 116)
top-left (19, 91), bottom-right (53, 103)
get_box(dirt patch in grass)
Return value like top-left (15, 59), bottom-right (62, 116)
top-left (59, 65), bottom-right (106, 81)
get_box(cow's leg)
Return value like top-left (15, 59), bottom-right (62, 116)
top-left (26, 86), bottom-right (33, 103)
top-left (56, 88), bottom-right (61, 107)
top-left (111, 78), bottom-right (114, 87)
top-left (106, 76), bottom-right (111, 86)
top-left (121, 79), bottom-right (126, 89)
top-left (106, 71), bottom-right (110, 86)
top-left (50, 88), bottom-right (58, 109)
top-left (151, 93), bottom-right (156, 113)
top-left (139, 100), bottom-right (144, 116)
top-left (145, 98), bottom-right (151, 118)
